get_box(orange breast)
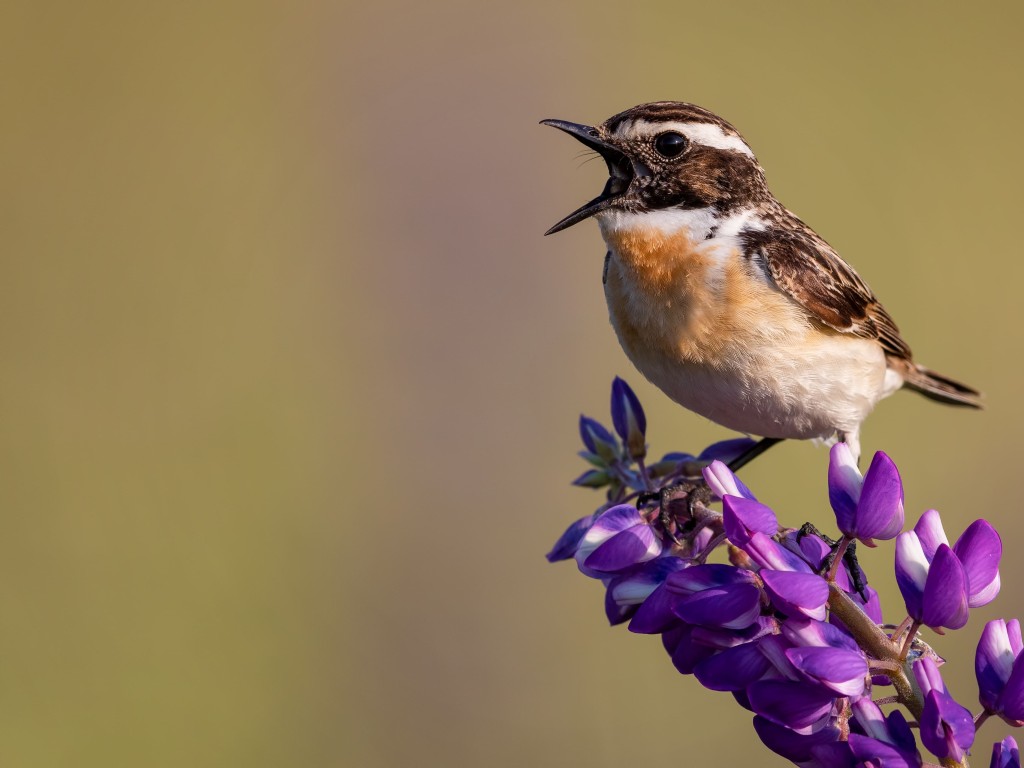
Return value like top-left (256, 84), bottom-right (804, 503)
top-left (602, 224), bottom-right (807, 366)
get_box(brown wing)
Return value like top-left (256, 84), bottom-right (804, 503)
top-left (744, 223), bottom-right (912, 361)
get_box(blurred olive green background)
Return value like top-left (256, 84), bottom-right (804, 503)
top-left (2, 2), bottom-right (1022, 766)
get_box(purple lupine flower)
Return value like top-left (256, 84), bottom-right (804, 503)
top-left (847, 698), bottom-right (922, 768)
top-left (606, 557), bottom-right (687, 614)
top-left (828, 443), bottom-right (904, 546)
top-left (666, 564), bottom-right (763, 630)
top-left (704, 459), bottom-right (757, 500)
top-left (693, 638), bottom-right (772, 691)
top-left (546, 513), bottom-right (596, 562)
top-left (914, 656), bottom-right (975, 762)
top-left (752, 715), bottom-right (847, 766)
top-left (746, 678), bottom-right (838, 731)
top-left (578, 415), bottom-right (620, 464)
top-left (760, 570), bottom-right (829, 622)
top-left (610, 377), bottom-right (646, 460)
top-left (992, 736), bottom-right (1021, 768)
top-left (896, 509), bottom-right (1002, 630)
top-left (976, 618), bottom-right (1024, 724)
top-left (721, 494), bottom-right (777, 545)
top-left (782, 618), bottom-right (868, 698)
top-left (575, 504), bottom-right (663, 575)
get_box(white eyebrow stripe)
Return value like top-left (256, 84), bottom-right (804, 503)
top-left (620, 119), bottom-right (755, 158)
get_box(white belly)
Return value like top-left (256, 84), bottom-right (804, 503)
top-left (619, 326), bottom-right (899, 442)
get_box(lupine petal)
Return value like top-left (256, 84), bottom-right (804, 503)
top-left (752, 715), bottom-right (843, 765)
top-left (694, 642), bottom-right (772, 691)
top-left (608, 557), bottom-right (685, 605)
top-left (743, 531), bottom-right (813, 573)
top-left (722, 495), bottom-right (778, 545)
top-left (546, 514), bottom-right (594, 562)
top-left (920, 544), bottom-right (970, 630)
top-left (856, 451), bottom-right (904, 541)
top-left (991, 736), bottom-right (1021, 768)
top-left (953, 519), bottom-right (1003, 607)
top-left (914, 656), bottom-right (946, 698)
top-left (746, 679), bottom-right (837, 729)
top-left (920, 688), bottom-right (975, 761)
top-left (628, 583), bottom-right (683, 634)
top-left (761, 570), bottom-right (829, 620)
top-left (848, 732), bottom-right (921, 768)
top-left (976, 619), bottom-right (1017, 712)
top-left (603, 587), bottom-right (636, 625)
top-left (782, 617), bottom-right (860, 652)
top-left (915, 657), bottom-right (975, 761)
top-left (610, 377), bottom-right (646, 459)
top-left (584, 523), bottom-right (661, 572)
top-left (691, 617), bottom-right (778, 650)
top-left (828, 442), bottom-right (862, 534)
top-left (578, 415), bottom-right (619, 461)
top-left (666, 563), bottom-right (756, 594)
top-left (703, 459), bottom-right (756, 500)
top-left (895, 531), bottom-right (928, 620)
top-left (674, 584), bottom-right (762, 630)
top-left (999, 655), bottom-right (1024, 721)
top-left (670, 629), bottom-right (718, 675)
top-left (786, 646), bottom-right (867, 697)
top-left (914, 509), bottom-right (949, 560)
top-left (850, 697), bottom-right (888, 741)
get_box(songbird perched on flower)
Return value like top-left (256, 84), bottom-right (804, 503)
top-left (543, 102), bottom-right (981, 462)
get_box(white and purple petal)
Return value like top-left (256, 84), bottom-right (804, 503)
top-left (546, 513), bottom-right (595, 562)
top-left (914, 509), bottom-right (950, 560)
top-left (721, 494), bottom-right (778, 545)
top-left (828, 442), bottom-right (863, 535)
top-left (919, 687), bottom-right (975, 762)
top-left (703, 459), bottom-right (757, 501)
top-left (953, 519), bottom-right (1002, 607)
top-left (760, 570), bottom-right (829, 621)
top-left (786, 646), bottom-right (867, 697)
top-left (992, 736), bottom-right (1021, 768)
top-left (673, 584), bottom-right (762, 630)
top-left (976, 619), bottom-right (1020, 712)
top-left (895, 530), bottom-right (929, 621)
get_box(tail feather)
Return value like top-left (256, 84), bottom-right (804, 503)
top-left (903, 365), bottom-right (983, 409)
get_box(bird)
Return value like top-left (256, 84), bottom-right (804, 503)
top-left (542, 102), bottom-right (981, 464)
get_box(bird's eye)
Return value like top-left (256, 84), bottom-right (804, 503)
top-left (654, 132), bottom-right (687, 158)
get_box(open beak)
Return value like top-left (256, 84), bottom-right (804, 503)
top-left (540, 119), bottom-right (634, 235)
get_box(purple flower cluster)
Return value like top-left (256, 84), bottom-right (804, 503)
top-left (549, 380), bottom-right (1016, 768)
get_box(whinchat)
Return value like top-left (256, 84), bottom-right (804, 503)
top-left (543, 102), bottom-right (980, 462)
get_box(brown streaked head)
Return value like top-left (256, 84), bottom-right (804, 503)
top-left (541, 102), bottom-right (770, 235)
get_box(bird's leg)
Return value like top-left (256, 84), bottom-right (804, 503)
top-left (639, 482), bottom-right (713, 546)
top-left (727, 437), bottom-right (785, 472)
top-left (797, 523), bottom-right (869, 600)
top-left (638, 437), bottom-right (782, 545)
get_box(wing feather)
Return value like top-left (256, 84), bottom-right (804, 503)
top-left (743, 221), bottom-right (912, 361)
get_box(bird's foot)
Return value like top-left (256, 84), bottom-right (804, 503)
top-left (797, 523), bottom-right (869, 600)
top-left (639, 482), bottom-right (713, 546)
